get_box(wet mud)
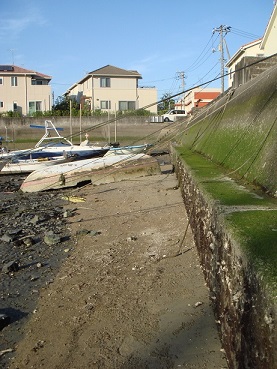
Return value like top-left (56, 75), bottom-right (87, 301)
top-left (0, 174), bottom-right (72, 368)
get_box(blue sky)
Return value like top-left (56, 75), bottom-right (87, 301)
top-left (1, 0), bottom-right (275, 103)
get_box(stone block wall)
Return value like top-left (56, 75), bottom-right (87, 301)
top-left (232, 54), bottom-right (277, 88)
top-left (173, 154), bottom-right (276, 369)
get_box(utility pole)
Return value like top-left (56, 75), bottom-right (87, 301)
top-left (177, 71), bottom-right (186, 109)
top-left (213, 25), bottom-right (231, 93)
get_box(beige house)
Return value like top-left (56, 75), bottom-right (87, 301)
top-left (226, 4), bottom-right (277, 87)
top-left (0, 65), bottom-right (52, 115)
top-left (64, 65), bottom-right (157, 114)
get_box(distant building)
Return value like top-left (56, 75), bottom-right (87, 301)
top-left (64, 65), bottom-right (157, 114)
top-left (226, 4), bottom-right (277, 88)
top-left (0, 65), bottom-right (52, 115)
top-left (175, 87), bottom-right (221, 114)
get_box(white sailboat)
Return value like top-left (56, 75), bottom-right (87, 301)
top-left (0, 120), bottom-right (110, 161)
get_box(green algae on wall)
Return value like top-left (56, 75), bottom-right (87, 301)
top-left (177, 147), bottom-right (277, 206)
top-left (178, 65), bottom-right (277, 196)
top-left (226, 210), bottom-right (277, 293)
top-left (174, 150), bottom-right (277, 368)
top-left (176, 146), bottom-right (277, 294)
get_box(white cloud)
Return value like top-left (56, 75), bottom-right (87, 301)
top-left (0, 7), bottom-right (47, 40)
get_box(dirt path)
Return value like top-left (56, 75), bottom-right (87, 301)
top-left (8, 173), bottom-right (228, 369)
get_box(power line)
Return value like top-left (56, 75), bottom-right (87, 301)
top-left (187, 50), bottom-right (216, 74)
top-left (144, 52), bottom-right (277, 111)
top-left (229, 27), bottom-right (261, 40)
top-left (142, 33), bottom-right (220, 88)
top-left (138, 75), bottom-right (177, 85)
top-left (185, 34), bottom-right (219, 73)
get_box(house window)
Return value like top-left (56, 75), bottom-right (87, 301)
top-left (100, 100), bottom-right (111, 109)
top-left (0, 78), bottom-right (3, 85)
top-left (29, 101), bottom-right (42, 114)
top-left (119, 101), bottom-right (136, 111)
top-left (0, 101), bottom-right (3, 108)
top-left (11, 76), bottom-right (17, 86)
top-left (100, 77), bottom-right (110, 87)
top-left (29, 102), bottom-right (35, 113)
top-left (31, 79), bottom-right (43, 85)
top-left (36, 101), bottom-right (42, 111)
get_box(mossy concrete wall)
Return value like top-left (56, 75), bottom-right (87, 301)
top-left (171, 64), bottom-right (277, 368)
top-left (179, 63), bottom-right (277, 197)
top-left (173, 150), bottom-right (276, 369)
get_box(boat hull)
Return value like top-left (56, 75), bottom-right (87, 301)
top-left (1, 156), bottom-right (73, 174)
top-left (0, 120), bottom-right (110, 161)
top-left (1, 146), bottom-right (109, 160)
top-left (104, 144), bottom-right (152, 156)
top-left (20, 154), bottom-right (160, 192)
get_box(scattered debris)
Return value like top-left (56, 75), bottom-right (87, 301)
top-left (32, 340), bottom-right (45, 352)
top-left (127, 235), bottom-right (137, 242)
top-left (0, 348), bottom-right (14, 357)
top-left (0, 233), bottom-right (13, 243)
top-left (61, 195), bottom-right (86, 203)
top-left (43, 232), bottom-right (61, 245)
top-left (22, 236), bottom-right (34, 247)
top-left (76, 229), bottom-right (100, 237)
top-left (194, 301), bottom-right (203, 307)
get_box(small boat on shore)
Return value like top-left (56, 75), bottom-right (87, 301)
top-left (104, 143), bottom-right (153, 156)
top-left (20, 153), bottom-right (160, 192)
top-left (0, 120), bottom-right (110, 161)
top-left (0, 155), bottom-right (75, 175)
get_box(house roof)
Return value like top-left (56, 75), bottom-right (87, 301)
top-left (0, 65), bottom-right (51, 79)
top-left (65, 65), bottom-right (142, 94)
top-left (88, 65), bottom-right (142, 78)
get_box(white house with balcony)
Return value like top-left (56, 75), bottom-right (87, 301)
top-left (0, 65), bottom-right (52, 115)
top-left (226, 4), bottom-right (277, 88)
top-left (64, 65), bottom-right (157, 114)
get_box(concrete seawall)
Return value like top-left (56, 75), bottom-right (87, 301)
top-left (0, 116), bottom-right (167, 146)
top-left (171, 64), bottom-right (277, 368)
top-left (173, 151), bottom-right (276, 369)
top-left (179, 63), bottom-right (277, 196)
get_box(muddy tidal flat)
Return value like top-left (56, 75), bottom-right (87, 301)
top-left (0, 174), bottom-right (72, 368)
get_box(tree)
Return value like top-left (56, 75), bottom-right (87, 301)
top-left (52, 96), bottom-right (79, 116)
top-left (53, 96), bottom-right (70, 111)
top-left (157, 92), bottom-right (175, 112)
